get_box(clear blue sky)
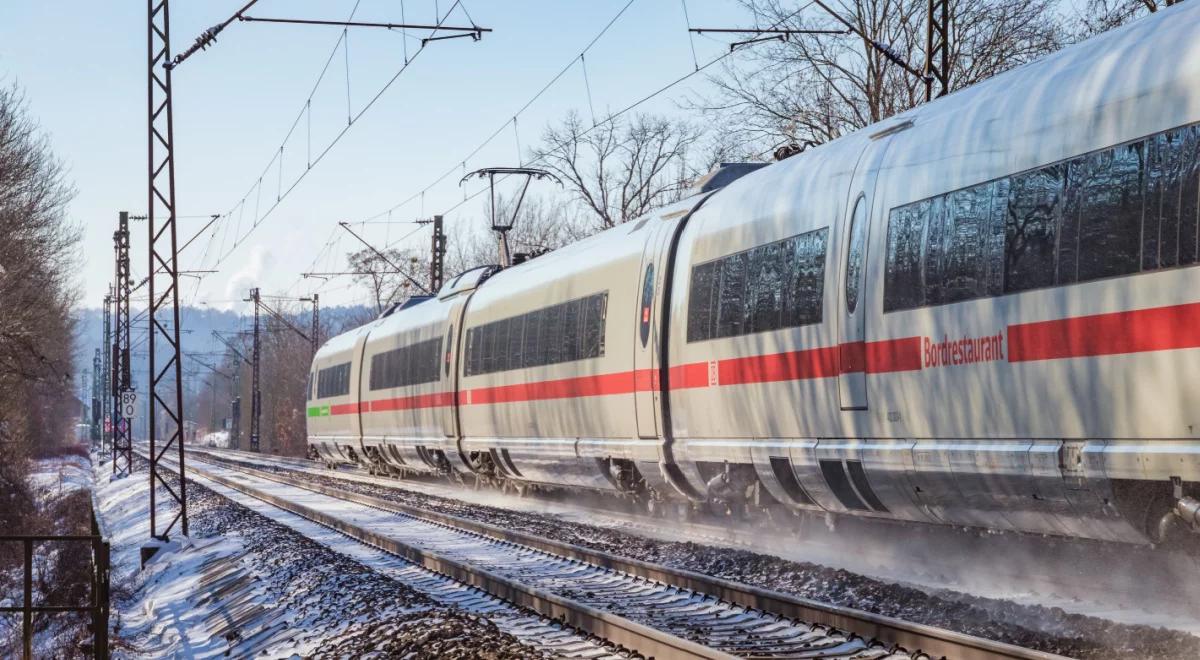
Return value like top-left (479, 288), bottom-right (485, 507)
top-left (0, 0), bottom-right (748, 311)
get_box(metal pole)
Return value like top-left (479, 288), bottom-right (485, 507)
top-left (148, 0), bottom-right (188, 540)
top-left (22, 539), bottom-right (31, 660)
top-left (102, 292), bottom-right (112, 452)
top-left (310, 293), bottom-right (319, 356)
top-left (92, 349), bottom-right (103, 448)
top-left (430, 215), bottom-right (445, 291)
top-left (249, 288), bottom-right (261, 453)
top-left (924, 0), bottom-right (950, 101)
top-left (113, 213), bottom-right (133, 477)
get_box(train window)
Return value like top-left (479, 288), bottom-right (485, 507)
top-left (883, 201), bottom-right (928, 311)
top-left (716, 251), bottom-right (748, 338)
top-left (1077, 142), bottom-right (1144, 281)
top-left (747, 243), bottom-right (783, 334)
top-left (561, 297), bottom-right (582, 362)
top-left (522, 308), bottom-right (543, 368)
top-left (783, 228), bottom-right (827, 328)
top-left (505, 316), bottom-right (525, 369)
top-left (1145, 129), bottom-right (1192, 270)
top-left (464, 291), bottom-right (609, 376)
top-left (317, 362), bottom-right (351, 399)
top-left (581, 293), bottom-right (607, 359)
top-left (685, 260), bottom-right (719, 342)
top-left (884, 121), bottom-right (1200, 312)
top-left (1181, 126), bottom-right (1200, 266)
top-left (687, 227), bottom-right (827, 342)
top-left (543, 302), bottom-right (564, 366)
top-left (1004, 165), bottom-right (1063, 293)
top-left (922, 197), bottom-right (947, 304)
top-left (369, 337), bottom-right (443, 391)
top-left (639, 264), bottom-right (655, 347)
top-left (845, 195), bottom-right (867, 314)
top-left (466, 327), bottom-right (482, 376)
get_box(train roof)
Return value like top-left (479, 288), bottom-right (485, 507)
top-left (686, 1), bottom-right (1200, 233)
top-left (466, 194), bottom-right (706, 306)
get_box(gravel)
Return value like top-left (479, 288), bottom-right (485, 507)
top-left (144, 461), bottom-right (549, 659)
top-left (220, 456), bottom-right (1200, 660)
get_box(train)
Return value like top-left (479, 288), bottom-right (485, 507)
top-left (307, 3), bottom-right (1200, 545)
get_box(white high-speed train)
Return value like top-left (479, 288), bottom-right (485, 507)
top-left (308, 4), bottom-right (1200, 544)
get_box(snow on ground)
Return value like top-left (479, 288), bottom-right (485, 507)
top-left (197, 432), bottom-right (230, 449)
top-left (27, 452), bottom-right (91, 506)
top-left (93, 457), bottom-right (555, 658)
top-left (0, 451), bottom-right (96, 658)
top-left (92, 462), bottom-right (244, 658)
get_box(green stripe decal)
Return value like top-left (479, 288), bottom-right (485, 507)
top-left (307, 405), bottom-right (330, 418)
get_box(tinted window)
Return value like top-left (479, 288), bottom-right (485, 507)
top-left (687, 227), bottom-right (828, 342)
top-left (1076, 142), bottom-right (1144, 281)
top-left (369, 337), bottom-right (443, 391)
top-left (685, 261), bottom-right (719, 342)
top-left (639, 264), bottom-right (655, 347)
top-left (317, 362), bottom-right (351, 399)
top-left (884, 201), bottom-right (927, 311)
top-left (465, 292), bottom-right (608, 376)
top-left (884, 122), bottom-right (1200, 312)
top-left (1003, 166), bottom-right (1063, 293)
top-left (845, 196), bottom-right (867, 314)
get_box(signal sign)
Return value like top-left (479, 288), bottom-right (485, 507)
top-left (121, 390), bottom-right (138, 419)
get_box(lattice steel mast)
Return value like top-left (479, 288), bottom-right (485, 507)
top-left (101, 291), bottom-right (112, 452)
top-left (147, 0), bottom-right (188, 540)
top-left (113, 212), bottom-right (134, 476)
top-left (246, 288), bottom-right (262, 453)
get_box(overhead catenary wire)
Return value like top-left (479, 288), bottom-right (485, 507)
top-left (359, 0), bottom-right (639, 226)
top-left (679, 0), bottom-right (700, 70)
top-left (188, 0), bottom-right (477, 292)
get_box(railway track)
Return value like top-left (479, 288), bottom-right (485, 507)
top-left (135, 449), bottom-right (627, 659)
top-left (175, 448), bottom-right (1066, 660)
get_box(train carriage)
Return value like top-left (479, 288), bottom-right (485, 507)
top-left (307, 321), bottom-right (377, 465)
top-left (453, 199), bottom-right (699, 494)
top-left (357, 292), bottom-right (457, 476)
top-left (308, 2), bottom-right (1200, 544)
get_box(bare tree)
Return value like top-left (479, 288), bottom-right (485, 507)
top-left (1076, 0), bottom-right (1182, 36)
top-left (532, 111), bottom-right (705, 230)
top-left (696, 0), bottom-right (1064, 150)
top-left (0, 81), bottom-right (79, 639)
top-left (446, 195), bottom-right (589, 274)
top-left (347, 246), bottom-right (427, 314)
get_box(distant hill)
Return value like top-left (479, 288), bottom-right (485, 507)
top-left (71, 304), bottom-right (372, 389)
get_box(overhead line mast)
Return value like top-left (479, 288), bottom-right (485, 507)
top-left (147, 0), bottom-right (492, 539)
top-left (147, 0), bottom-right (188, 541)
top-left (113, 211), bottom-right (133, 477)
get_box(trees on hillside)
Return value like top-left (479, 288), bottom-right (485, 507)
top-left (0, 84), bottom-right (79, 533)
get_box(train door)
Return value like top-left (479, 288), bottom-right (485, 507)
top-left (441, 299), bottom-right (469, 439)
top-left (350, 332), bottom-right (371, 453)
top-left (838, 194), bottom-right (870, 410)
top-left (634, 221), bottom-right (673, 438)
top-left (838, 138), bottom-right (892, 410)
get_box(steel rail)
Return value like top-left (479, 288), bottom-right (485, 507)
top-left (189, 450), bottom-right (1069, 660)
top-left (142, 449), bottom-right (734, 659)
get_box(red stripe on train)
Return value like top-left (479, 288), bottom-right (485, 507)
top-left (718, 346), bottom-right (841, 385)
top-left (368, 391), bottom-right (455, 412)
top-left (466, 370), bottom-right (650, 404)
top-left (1008, 301), bottom-right (1200, 362)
